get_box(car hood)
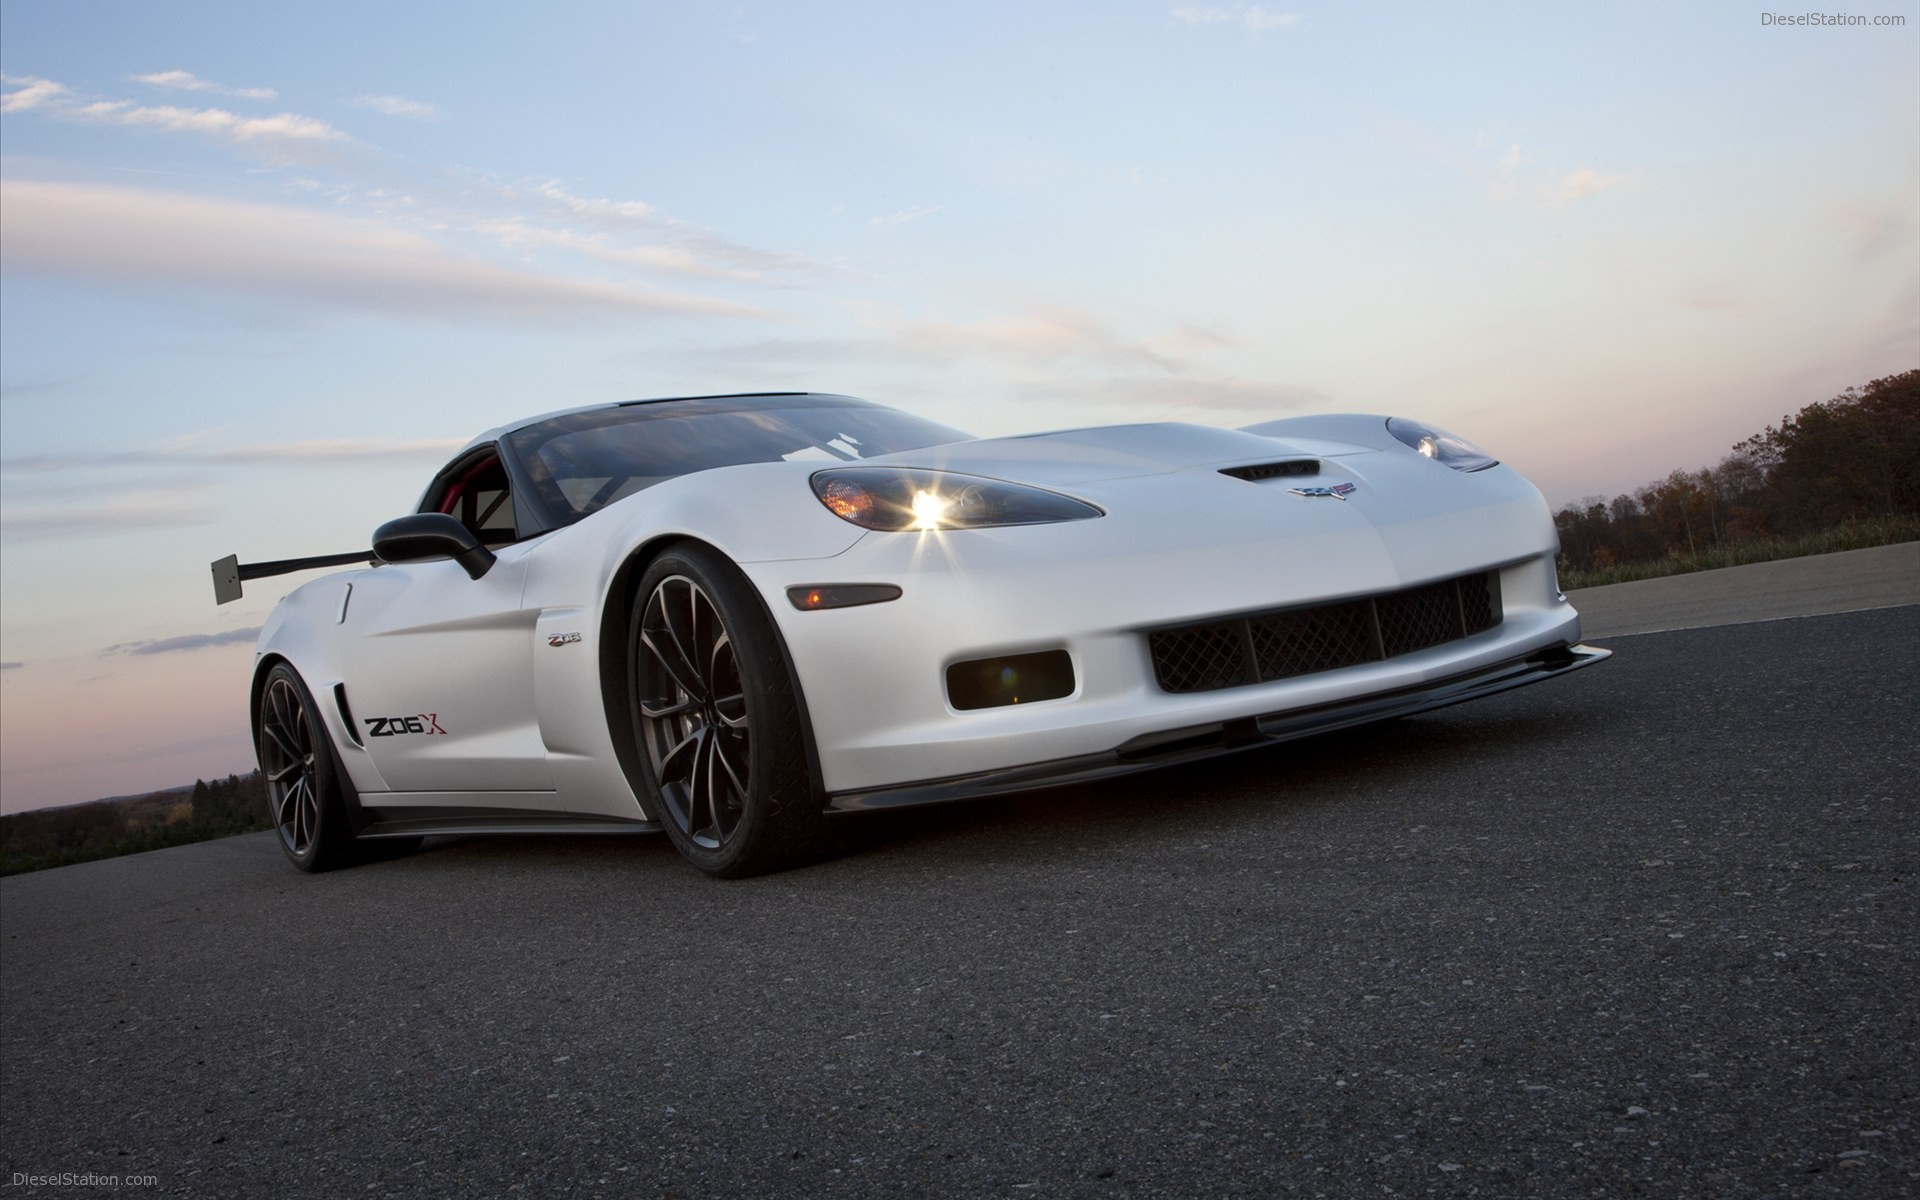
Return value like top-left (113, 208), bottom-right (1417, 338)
top-left (868, 422), bottom-right (1375, 487)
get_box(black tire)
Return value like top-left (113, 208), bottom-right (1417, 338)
top-left (359, 835), bottom-right (424, 861)
top-left (257, 663), bottom-right (359, 872)
top-left (628, 545), bottom-right (821, 878)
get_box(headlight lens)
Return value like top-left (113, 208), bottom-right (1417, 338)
top-left (1386, 418), bottom-right (1498, 472)
top-left (811, 468), bottom-right (1103, 531)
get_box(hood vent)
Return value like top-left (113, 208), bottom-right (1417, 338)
top-left (1220, 459), bottom-right (1320, 482)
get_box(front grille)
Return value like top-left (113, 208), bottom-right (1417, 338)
top-left (1148, 572), bottom-right (1502, 694)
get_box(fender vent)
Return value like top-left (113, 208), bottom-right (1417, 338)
top-left (1220, 460), bottom-right (1320, 482)
top-left (1148, 571), bottom-right (1502, 694)
top-left (334, 683), bottom-right (364, 748)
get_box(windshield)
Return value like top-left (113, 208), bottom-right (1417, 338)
top-left (504, 394), bottom-right (972, 531)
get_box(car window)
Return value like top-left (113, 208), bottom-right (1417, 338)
top-left (422, 449), bottom-right (519, 546)
top-left (504, 396), bottom-right (970, 532)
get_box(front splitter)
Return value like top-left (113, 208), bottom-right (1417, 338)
top-left (825, 642), bottom-right (1611, 812)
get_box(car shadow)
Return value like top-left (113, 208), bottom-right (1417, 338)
top-left (818, 704), bottom-right (1587, 868)
top-left (386, 702), bottom-right (1594, 881)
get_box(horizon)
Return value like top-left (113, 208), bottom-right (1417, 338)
top-left (3, 1), bottom-right (1916, 813)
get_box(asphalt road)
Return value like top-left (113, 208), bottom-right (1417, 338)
top-left (1568, 539), bottom-right (1920, 638)
top-left (3, 601), bottom-right (1916, 1197)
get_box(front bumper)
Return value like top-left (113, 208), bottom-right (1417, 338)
top-left (824, 640), bottom-right (1610, 810)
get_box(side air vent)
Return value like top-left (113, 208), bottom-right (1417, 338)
top-left (334, 683), bottom-right (363, 747)
top-left (1220, 460), bottom-right (1320, 482)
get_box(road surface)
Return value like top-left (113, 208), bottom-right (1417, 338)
top-left (4, 551), bottom-right (1915, 1197)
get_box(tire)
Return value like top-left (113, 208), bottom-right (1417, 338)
top-left (257, 663), bottom-right (359, 872)
top-left (359, 835), bottom-right (424, 861)
top-left (628, 545), bottom-right (821, 878)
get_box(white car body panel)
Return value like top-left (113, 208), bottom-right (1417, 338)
top-left (248, 399), bottom-right (1604, 846)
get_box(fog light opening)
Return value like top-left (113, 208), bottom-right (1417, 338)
top-left (946, 650), bottom-right (1074, 711)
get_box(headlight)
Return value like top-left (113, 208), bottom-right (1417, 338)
top-left (1386, 417), bottom-right (1498, 472)
top-left (811, 468), bottom-right (1104, 531)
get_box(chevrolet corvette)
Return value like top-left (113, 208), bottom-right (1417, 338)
top-left (214, 392), bottom-right (1608, 877)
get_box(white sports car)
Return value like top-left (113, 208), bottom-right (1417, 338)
top-left (216, 392), bottom-right (1608, 877)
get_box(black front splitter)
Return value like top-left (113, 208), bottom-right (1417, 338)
top-left (825, 642), bottom-right (1611, 812)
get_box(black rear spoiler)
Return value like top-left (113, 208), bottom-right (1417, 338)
top-left (211, 551), bottom-right (376, 605)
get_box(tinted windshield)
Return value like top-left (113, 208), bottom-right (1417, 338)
top-left (505, 394), bottom-right (972, 530)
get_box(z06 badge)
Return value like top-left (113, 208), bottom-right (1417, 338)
top-left (364, 714), bottom-right (447, 737)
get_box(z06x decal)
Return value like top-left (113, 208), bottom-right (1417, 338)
top-left (364, 714), bottom-right (447, 737)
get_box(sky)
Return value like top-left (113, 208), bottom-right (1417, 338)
top-left (1, 1), bottom-right (1916, 813)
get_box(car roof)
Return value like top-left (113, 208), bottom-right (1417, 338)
top-left (455, 392), bottom-right (867, 456)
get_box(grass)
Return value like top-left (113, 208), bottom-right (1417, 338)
top-left (1558, 516), bottom-right (1920, 591)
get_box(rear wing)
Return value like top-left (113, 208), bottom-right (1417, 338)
top-left (211, 550), bottom-right (376, 605)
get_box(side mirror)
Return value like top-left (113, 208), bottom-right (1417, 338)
top-left (372, 514), bottom-right (496, 580)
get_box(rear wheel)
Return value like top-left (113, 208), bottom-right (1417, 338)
top-left (629, 545), bottom-right (820, 878)
top-left (257, 663), bottom-right (358, 872)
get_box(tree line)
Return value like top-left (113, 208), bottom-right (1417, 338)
top-left (0, 772), bottom-right (270, 876)
top-left (1554, 370), bottom-right (1920, 581)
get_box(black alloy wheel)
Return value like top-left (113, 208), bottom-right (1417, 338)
top-left (629, 546), bottom-right (818, 877)
top-left (257, 663), bottom-right (355, 871)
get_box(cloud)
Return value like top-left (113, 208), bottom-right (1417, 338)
top-left (0, 436), bottom-right (469, 474)
top-left (876, 306), bottom-right (1184, 372)
top-left (1538, 167), bottom-right (1642, 208)
top-left (1829, 194), bottom-right (1914, 262)
top-left (72, 101), bottom-right (347, 143)
top-left (478, 219), bottom-right (749, 281)
top-left (0, 74), bottom-right (69, 112)
top-left (460, 180), bottom-right (823, 279)
top-left (4, 76), bottom-right (815, 289)
top-left (8, 72), bottom-right (343, 155)
top-left (0, 486), bottom-right (219, 534)
top-left (206, 438), bottom-right (471, 463)
top-left (1487, 143), bottom-right (1524, 202)
top-left (0, 438), bottom-right (476, 543)
top-left (1, 662), bottom-right (22, 671)
top-left (1020, 375), bottom-right (1328, 414)
top-left (0, 180), bottom-right (775, 322)
top-left (480, 218), bottom-right (825, 283)
top-left (1171, 5), bottom-right (1302, 31)
top-left (668, 306), bottom-right (1241, 382)
top-left (656, 336), bottom-right (920, 374)
top-left (107, 627), bottom-right (263, 656)
top-left (1155, 323), bottom-right (1240, 355)
top-left (352, 93), bottom-right (444, 121)
top-left (1485, 146), bottom-right (1646, 210)
top-left (529, 181), bottom-right (656, 224)
top-left (132, 70), bottom-right (277, 100)
top-left (665, 229), bottom-right (824, 277)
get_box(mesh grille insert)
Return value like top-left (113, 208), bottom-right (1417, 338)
top-left (1148, 571), bottom-right (1501, 694)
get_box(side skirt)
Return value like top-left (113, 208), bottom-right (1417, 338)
top-left (355, 805), bottom-right (663, 838)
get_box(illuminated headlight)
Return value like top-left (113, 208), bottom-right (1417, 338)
top-left (1386, 418), bottom-right (1498, 472)
top-left (811, 468), bottom-right (1104, 531)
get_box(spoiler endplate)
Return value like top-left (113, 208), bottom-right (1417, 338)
top-left (212, 550), bottom-right (376, 605)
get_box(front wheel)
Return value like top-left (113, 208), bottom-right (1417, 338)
top-left (629, 545), bottom-right (821, 878)
top-left (257, 663), bottom-right (358, 872)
